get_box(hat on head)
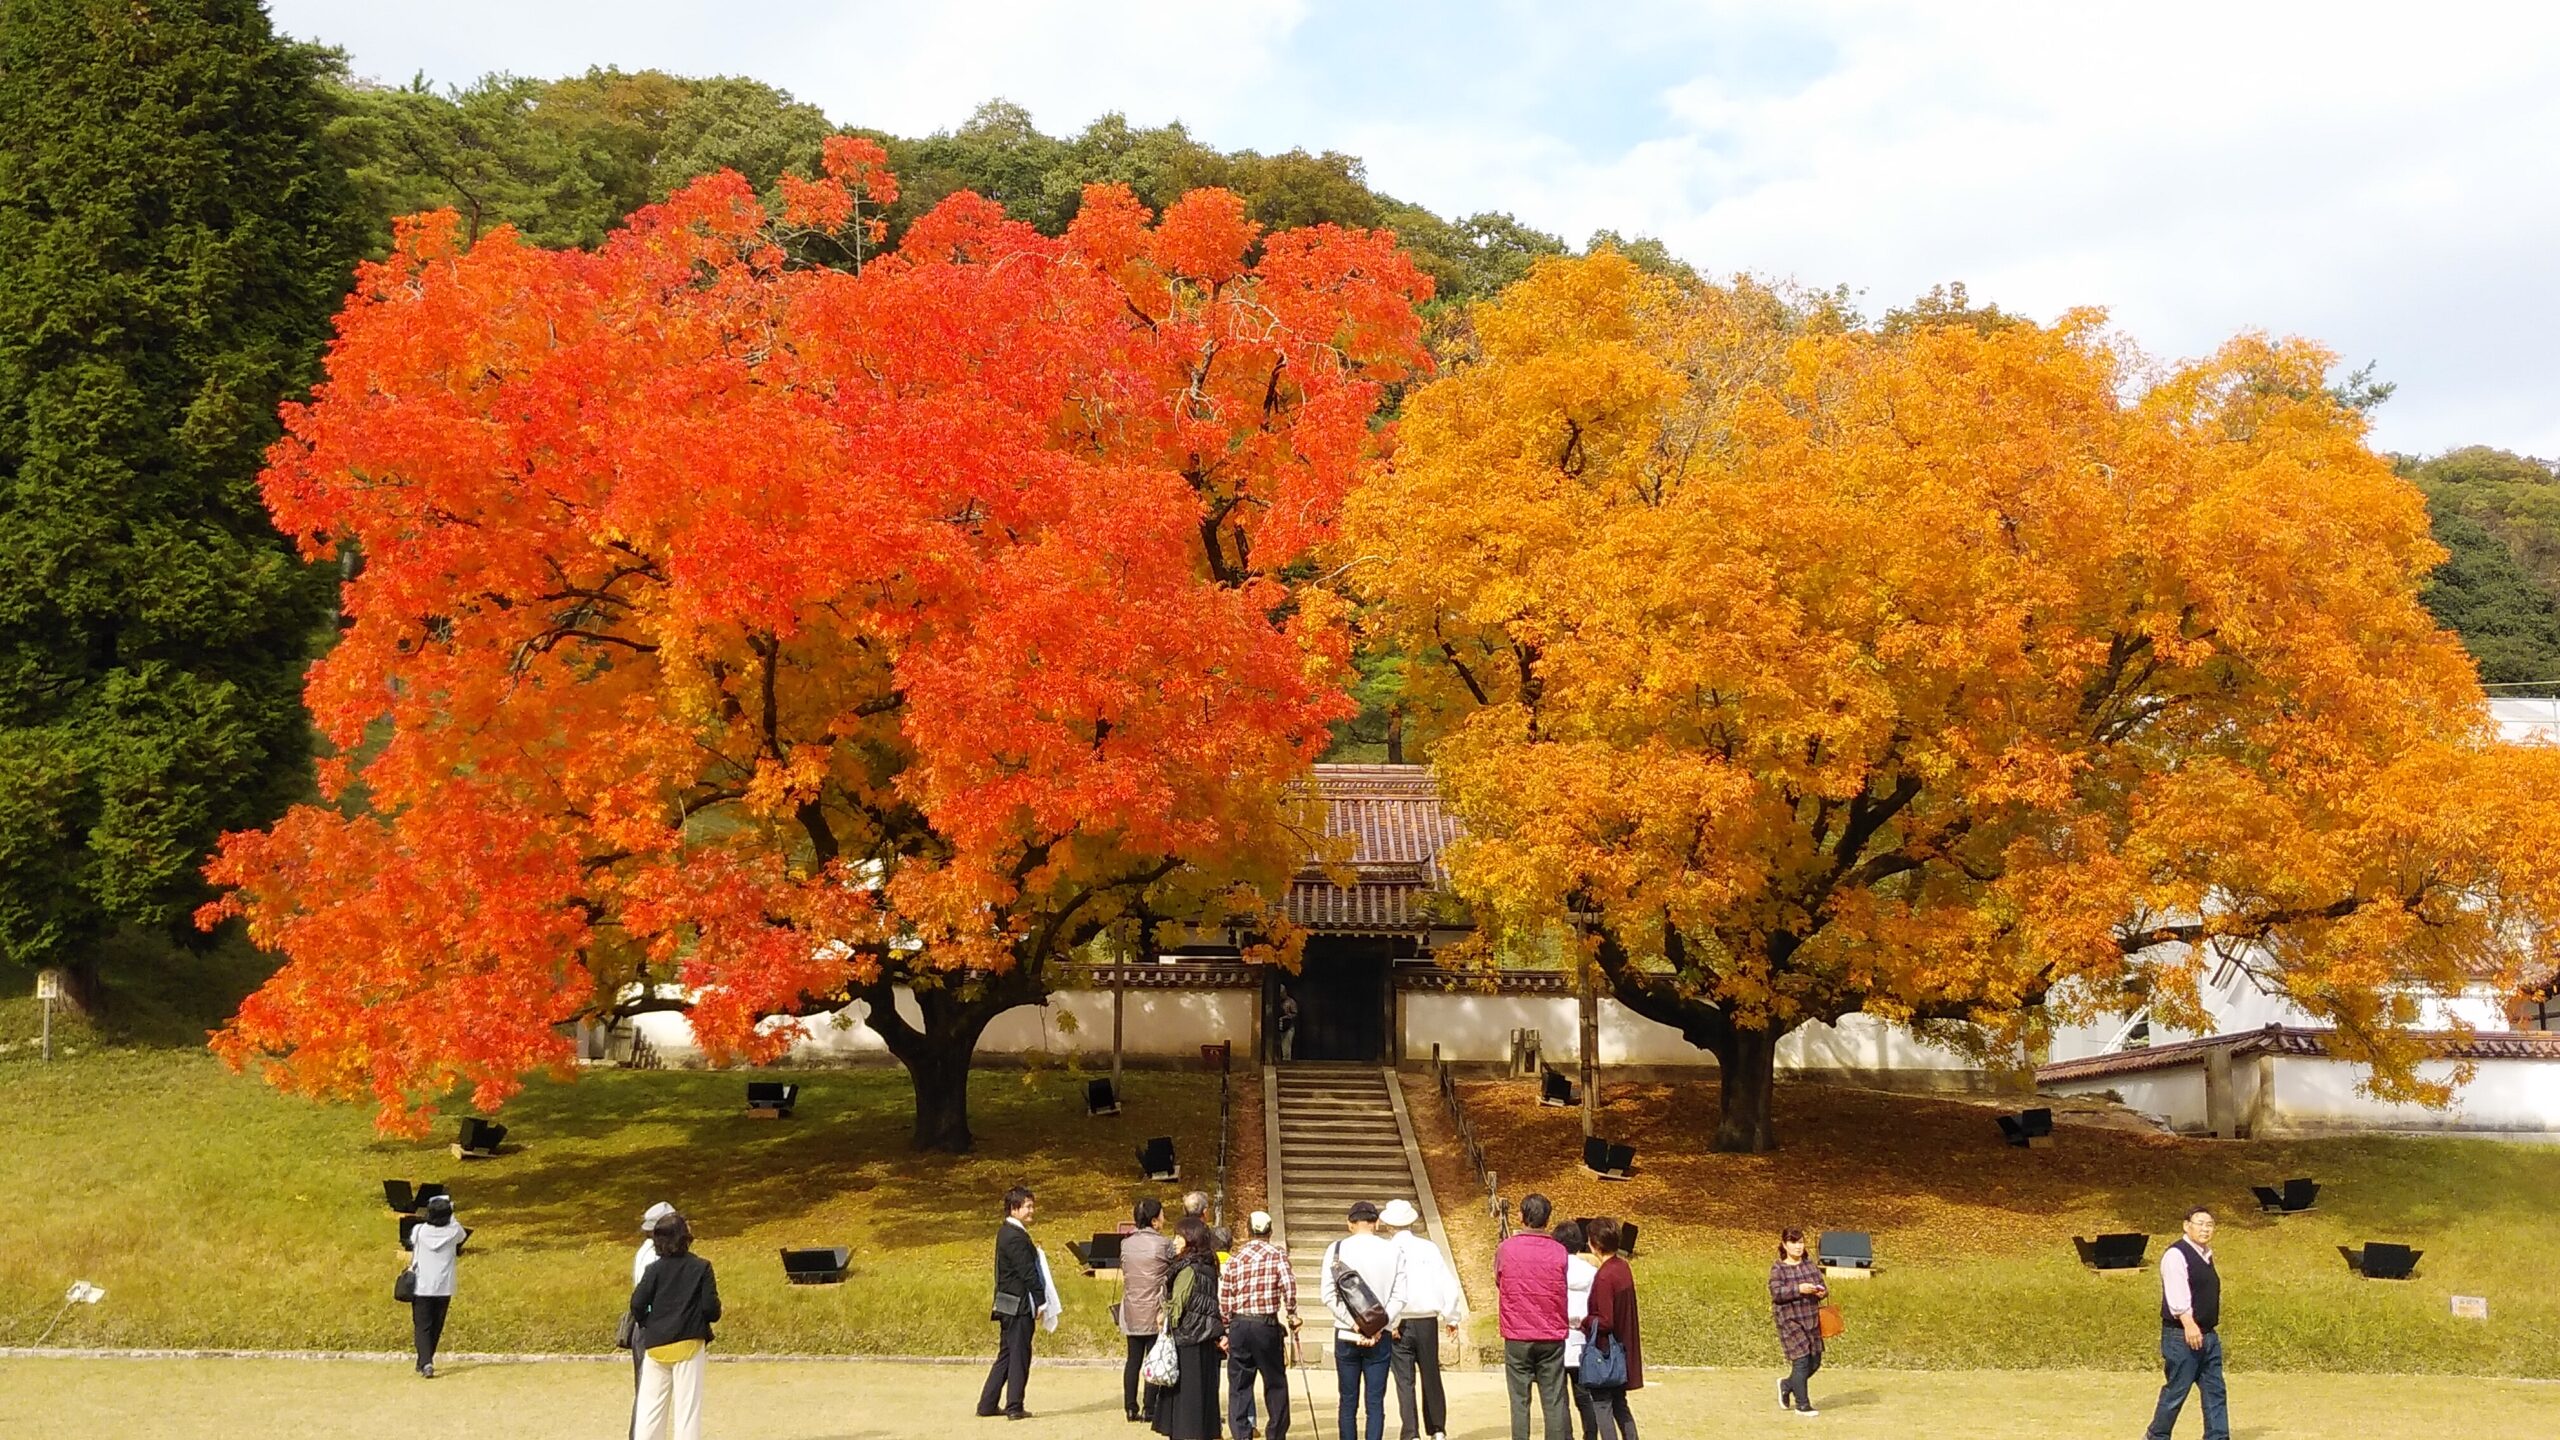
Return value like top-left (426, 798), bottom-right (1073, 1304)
top-left (1378, 1199), bottom-right (1420, 1229)
top-left (640, 1201), bottom-right (676, 1234)
top-left (1249, 1210), bottom-right (1274, 1236)
top-left (1347, 1200), bottom-right (1380, 1223)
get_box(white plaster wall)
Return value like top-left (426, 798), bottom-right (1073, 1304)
top-left (2266, 1056), bottom-right (2560, 1134)
top-left (2046, 1066), bottom-right (2211, 1130)
top-left (629, 986), bottom-right (1256, 1064)
top-left (2049, 983), bottom-right (2515, 1063)
top-left (1399, 992), bottom-right (1985, 1072)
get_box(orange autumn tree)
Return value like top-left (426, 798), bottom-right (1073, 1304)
top-left (1344, 253), bottom-right (2560, 1152)
top-left (202, 139), bottom-right (1431, 1150)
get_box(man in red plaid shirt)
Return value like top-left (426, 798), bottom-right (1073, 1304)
top-left (1220, 1210), bottom-right (1299, 1440)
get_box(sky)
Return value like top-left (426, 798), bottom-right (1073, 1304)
top-left (266, 1), bottom-right (2560, 459)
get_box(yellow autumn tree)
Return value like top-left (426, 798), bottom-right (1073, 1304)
top-left (1343, 253), bottom-right (2560, 1152)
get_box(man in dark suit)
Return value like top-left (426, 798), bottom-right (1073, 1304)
top-left (978, 1186), bottom-right (1044, 1420)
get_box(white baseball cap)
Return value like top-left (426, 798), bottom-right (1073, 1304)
top-left (1249, 1211), bottom-right (1274, 1236)
top-left (640, 1201), bottom-right (676, 1234)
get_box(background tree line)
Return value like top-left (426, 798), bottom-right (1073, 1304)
top-left (4, 2), bottom-right (2554, 1029)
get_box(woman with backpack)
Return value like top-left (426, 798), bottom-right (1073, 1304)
top-left (630, 1212), bottom-right (722, 1440)
top-left (404, 1194), bottom-right (464, 1378)
top-left (1151, 1216), bottom-right (1226, 1439)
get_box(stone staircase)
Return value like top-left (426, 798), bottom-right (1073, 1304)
top-left (1268, 1062), bottom-right (1457, 1343)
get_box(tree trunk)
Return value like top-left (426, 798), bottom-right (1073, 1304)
top-left (856, 973), bottom-right (1036, 1154)
top-left (1711, 1024), bottom-right (1781, 1153)
top-left (46, 959), bottom-right (106, 1020)
top-left (906, 1036), bottom-right (978, 1153)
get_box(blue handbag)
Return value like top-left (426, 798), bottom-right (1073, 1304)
top-left (1580, 1329), bottom-right (1628, 1389)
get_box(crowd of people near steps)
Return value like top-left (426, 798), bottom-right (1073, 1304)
top-left (395, 1184), bottom-right (2233, 1440)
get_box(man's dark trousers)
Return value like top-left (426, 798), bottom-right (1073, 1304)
top-left (2144, 1327), bottom-right (2229, 1440)
top-left (978, 1310), bottom-right (1034, 1416)
top-left (1503, 1339), bottom-right (1570, 1440)
top-left (1227, 1314), bottom-right (1289, 1440)
top-left (1390, 1318), bottom-right (1447, 1438)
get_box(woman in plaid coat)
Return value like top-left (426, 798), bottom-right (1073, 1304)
top-left (1768, 1228), bottom-right (1829, 1415)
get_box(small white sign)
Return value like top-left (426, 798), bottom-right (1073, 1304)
top-left (2450, 1295), bottom-right (2488, 1320)
top-left (34, 971), bottom-right (61, 1001)
top-left (64, 1281), bottom-right (104, 1305)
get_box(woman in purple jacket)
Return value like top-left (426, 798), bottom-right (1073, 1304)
top-left (1769, 1227), bottom-right (1829, 1415)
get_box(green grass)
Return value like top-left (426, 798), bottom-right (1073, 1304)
top-left (0, 1050), bottom-right (1224, 1358)
top-left (1416, 1076), bottom-right (2560, 1376)
top-left (1, 1358), bottom-right (2552, 1439)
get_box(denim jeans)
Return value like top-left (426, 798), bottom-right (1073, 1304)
top-left (2145, 1327), bottom-right (2229, 1440)
top-left (1336, 1333), bottom-right (1392, 1440)
top-left (1782, 1349), bottom-right (1823, 1410)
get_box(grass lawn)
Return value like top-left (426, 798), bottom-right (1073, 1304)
top-left (1, 1357), bottom-right (2550, 1439)
top-left (0, 1044), bottom-right (1228, 1358)
top-left (1406, 1073), bottom-right (2560, 1376)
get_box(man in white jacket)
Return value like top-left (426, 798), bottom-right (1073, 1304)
top-left (1380, 1199), bottom-right (1464, 1440)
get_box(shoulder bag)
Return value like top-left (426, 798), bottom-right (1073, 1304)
top-left (393, 1266), bottom-right (418, 1304)
top-left (1580, 1329), bottom-right (1628, 1388)
top-left (1330, 1263), bottom-right (1389, 1338)
top-left (1818, 1302), bottom-right (1845, 1339)
top-left (1142, 1329), bottom-right (1181, 1387)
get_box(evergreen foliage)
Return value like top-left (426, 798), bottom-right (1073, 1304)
top-left (0, 0), bottom-right (361, 988)
top-left (2400, 447), bottom-right (2560, 686)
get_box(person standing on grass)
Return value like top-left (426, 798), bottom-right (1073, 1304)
top-left (1321, 1200), bottom-right (1405, 1440)
top-left (1494, 1193), bottom-right (1573, 1440)
top-left (629, 1212), bottom-right (721, 1440)
top-left (1381, 1198), bottom-right (1464, 1440)
top-left (2145, 1206), bottom-right (2230, 1440)
top-left (1221, 1209), bottom-right (1299, 1440)
top-left (1120, 1197), bottom-right (1176, 1424)
top-left (1769, 1227), bottom-right (1828, 1415)
top-left (1153, 1217), bottom-right (1228, 1440)
top-left (1554, 1222), bottom-right (1600, 1440)
top-left (406, 1194), bottom-right (464, 1379)
top-left (626, 1200), bottom-right (677, 1419)
top-left (1579, 1218), bottom-right (1643, 1440)
top-left (979, 1186), bottom-right (1044, 1420)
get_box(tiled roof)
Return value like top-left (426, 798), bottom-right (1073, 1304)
top-left (1285, 764), bottom-right (1463, 935)
top-left (2036, 1024), bottom-right (2560, 1085)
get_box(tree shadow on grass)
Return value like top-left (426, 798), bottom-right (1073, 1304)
top-left (401, 1068), bottom-right (1228, 1256)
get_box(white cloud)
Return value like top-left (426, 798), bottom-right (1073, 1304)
top-left (270, 0), bottom-right (2560, 456)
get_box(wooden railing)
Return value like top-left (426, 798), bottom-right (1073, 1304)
top-left (1432, 1044), bottom-right (1511, 1241)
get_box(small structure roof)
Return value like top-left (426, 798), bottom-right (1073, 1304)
top-left (1283, 763), bottom-right (1463, 936)
top-left (2036, 1023), bottom-right (2560, 1086)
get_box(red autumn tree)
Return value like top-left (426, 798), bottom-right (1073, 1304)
top-left (202, 139), bottom-right (1431, 1150)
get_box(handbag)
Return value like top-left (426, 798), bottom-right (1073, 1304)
top-left (991, 1289), bottom-right (1029, 1320)
top-left (1580, 1330), bottom-right (1628, 1389)
top-left (1327, 1247), bottom-right (1390, 1338)
top-left (1818, 1303), bottom-right (1845, 1340)
top-left (1141, 1330), bottom-right (1182, 1388)
top-left (614, 1311), bottom-right (638, 1350)
top-left (393, 1267), bottom-right (417, 1304)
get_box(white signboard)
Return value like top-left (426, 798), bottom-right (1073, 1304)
top-left (2450, 1295), bottom-right (2488, 1320)
top-left (35, 971), bottom-right (61, 1001)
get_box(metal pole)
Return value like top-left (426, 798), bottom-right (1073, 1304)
top-left (41, 992), bottom-right (53, 1062)
top-left (1112, 969), bottom-right (1125, 1102)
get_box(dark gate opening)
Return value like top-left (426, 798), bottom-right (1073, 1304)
top-left (1276, 936), bottom-right (1392, 1063)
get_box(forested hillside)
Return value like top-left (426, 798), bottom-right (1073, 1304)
top-left (2397, 447), bottom-right (2560, 686)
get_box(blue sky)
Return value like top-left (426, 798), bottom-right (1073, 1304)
top-left (268, 1), bottom-right (2560, 459)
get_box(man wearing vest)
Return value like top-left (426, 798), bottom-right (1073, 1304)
top-left (2145, 1205), bottom-right (2229, 1440)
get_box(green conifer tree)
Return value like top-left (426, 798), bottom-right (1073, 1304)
top-left (0, 0), bottom-right (360, 1008)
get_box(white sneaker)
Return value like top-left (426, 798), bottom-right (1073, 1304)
top-left (1795, 1404), bottom-right (1820, 1417)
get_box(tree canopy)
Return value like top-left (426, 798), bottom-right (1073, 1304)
top-left (200, 142), bottom-right (1432, 1147)
top-left (0, 0), bottom-right (361, 1004)
top-left (1343, 254), bottom-right (2560, 1151)
top-left (2399, 447), bottom-right (2560, 685)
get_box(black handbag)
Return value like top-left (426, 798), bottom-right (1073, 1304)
top-left (991, 1289), bottom-right (1029, 1320)
top-left (394, 1267), bottom-right (418, 1304)
top-left (1328, 1249), bottom-right (1389, 1338)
